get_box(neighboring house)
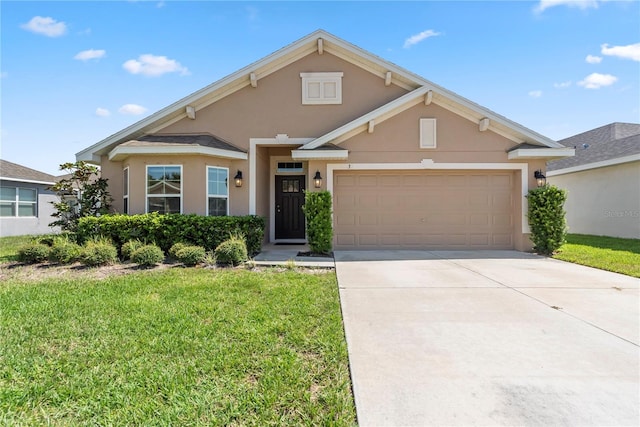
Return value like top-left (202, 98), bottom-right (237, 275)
top-left (76, 30), bottom-right (573, 251)
top-left (547, 123), bottom-right (640, 239)
top-left (0, 159), bottom-right (59, 237)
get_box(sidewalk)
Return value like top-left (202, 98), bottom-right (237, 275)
top-left (252, 243), bottom-right (335, 268)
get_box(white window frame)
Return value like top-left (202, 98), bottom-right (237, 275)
top-left (123, 167), bottom-right (129, 215)
top-left (145, 165), bottom-right (183, 214)
top-left (206, 166), bottom-right (229, 216)
top-left (300, 72), bottom-right (343, 105)
top-left (0, 186), bottom-right (37, 218)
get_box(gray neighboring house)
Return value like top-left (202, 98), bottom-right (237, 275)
top-left (0, 159), bottom-right (60, 237)
top-left (547, 122), bottom-right (640, 239)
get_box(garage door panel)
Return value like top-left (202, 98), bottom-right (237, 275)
top-left (334, 170), bottom-right (515, 250)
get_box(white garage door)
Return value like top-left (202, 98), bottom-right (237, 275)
top-left (333, 170), bottom-right (515, 249)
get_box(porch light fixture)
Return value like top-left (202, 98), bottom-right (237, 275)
top-left (534, 169), bottom-right (546, 187)
top-left (234, 170), bottom-right (243, 187)
top-left (313, 170), bottom-right (322, 188)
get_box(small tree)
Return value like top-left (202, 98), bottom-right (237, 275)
top-left (50, 161), bottom-right (113, 232)
top-left (303, 190), bottom-right (333, 255)
top-left (526, 184), bottom-right (568, 255)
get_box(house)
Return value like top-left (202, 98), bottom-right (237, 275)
top-left (76, 30), bottom-right (573, 251)
top-left (547, 123), bottom-right (640, 239)
top-left (0, 159), bottom-right (59, 237)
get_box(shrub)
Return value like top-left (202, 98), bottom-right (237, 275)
top-left (169, 242), bottom-right (189, 259)
top-left (17, 243), bottom-right (50, 264)
top-left (80, 238), bottom-right (118, 266)
top-left (526, 184), bottom-right (568, 256)
top-left (121, 239), bottom-right (145, 260)
top-left (49, 237), bottom-right (82, 264)
top-left (175, 245), bottom-right (206, 267)
top-left (77, 214), bottom-right (265, 255)
top-left (303, 190), bottom-right (333, 255)
top-left (131, 244), bottom-right (165, 267)
top-left (214, 235), bottom-right (248, 266)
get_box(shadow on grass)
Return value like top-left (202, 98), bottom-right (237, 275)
top-left (566, 234), bottom-right (640, 254)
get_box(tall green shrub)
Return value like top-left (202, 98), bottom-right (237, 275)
top-left (526, 185), bottom-right (568, 255)
top-left (303, 191), bottom-right (333, 255)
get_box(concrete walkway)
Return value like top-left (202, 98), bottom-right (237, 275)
top-left (335, 250), bottom-right (640, 426)
top-left (252, 243), bottom-right (334, 268)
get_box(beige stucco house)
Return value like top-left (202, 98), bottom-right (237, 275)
top-left (548, 123), bottom-right (639, 239)
top-left (76, 30), bottom-right (573, 251)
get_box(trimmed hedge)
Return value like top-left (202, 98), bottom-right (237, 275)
top-left (526, 184), bottom-right (568, 256)
top-left (77, 213), bottom-right (265, 256)
top-left (303, 191), bottom-right (333, 255)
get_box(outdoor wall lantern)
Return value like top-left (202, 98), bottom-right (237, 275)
top-left (313, 170), bottom-right (323, 188)
top-left (534, 169), bottom-right (546, 187)
top-left (234, 170), bottom-right (243, 187)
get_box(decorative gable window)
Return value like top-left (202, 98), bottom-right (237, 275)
top-left (146, 165), bottom-right (182, 214)
top-left (300, 72), bottom-right (343, 105)
top-left (207, 166), bottom-right (229, 216)
top-left (420, 118), bottom-right (437, 149)
top-left (0, 186), bottom-right (37, 217)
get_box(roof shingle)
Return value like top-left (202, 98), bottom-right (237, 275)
top-left (0, 159), bottom-right (57, 183)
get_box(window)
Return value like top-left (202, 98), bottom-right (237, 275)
top-left (277, 162), bottom-right (304, 173)
top-left (123, 167), bottom-right (129, 214)
top-left (0, 186), bottom-right (37, 217)
top-left (146, 165), bottom-right (181, 214)
top-left (420, 118), bottom-right (437, 149)
top-left (207, 167), bottom-right (228, 216)
top-left (300, 72), bottom-right (343, 105)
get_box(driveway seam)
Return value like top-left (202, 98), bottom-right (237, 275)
top-left (436, 254), bottom-right (640, 348)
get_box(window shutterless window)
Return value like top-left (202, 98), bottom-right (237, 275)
top-left (207, 166), bottom-right (229, 216)
top-left (123, 167), bottom-right (129, 214)
top-left (0, 186), bottom-right (37, 217)
top-left (146, 165), bottom-right (182, 214)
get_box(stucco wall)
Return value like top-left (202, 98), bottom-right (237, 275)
top-left (548, 161), bottom-right (640, 239)
top-left (0, 181), bottom-right (59, 237)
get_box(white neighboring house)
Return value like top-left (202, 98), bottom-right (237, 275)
top-left (547, 122), bottom-right (640, 239)
top-left (0, 159), bottom-right (60, 237)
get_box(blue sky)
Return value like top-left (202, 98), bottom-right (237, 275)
top-left (1, 0), bottom-right (639, 175)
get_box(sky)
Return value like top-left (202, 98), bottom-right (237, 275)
top-left (1, 0), bottom-right (639, 175)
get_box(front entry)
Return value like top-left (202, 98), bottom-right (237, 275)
top-left (275, 175), bottom-right (306, 239)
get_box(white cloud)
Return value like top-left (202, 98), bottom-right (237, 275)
top-left (20, 16), bottom-right (67, 37)
top-left (528, 90), bottom-right (543, 98)
top-left (122, 54), bottom-right (189, 77)
top-left (601, 43), bottom-right (640, 62)
top-left (535, 0), bottom-right (599, 13)
top-left (577, 73), bottom-right (618, 89)
top-left (553, 81), bottom-right (572, 88)
top-left (74, 49), bottom-right (106, 61)
top-left (0, 72), bottom-right (7, 79)
top-left (403, 30), bottom-right (441, 49)
top-left (157, 1), bottom-right (165, 8)
top-left (95, 108), bottom-right (111, 117)
top-left (585, 54), bottom-right (602, 64)
top-left (245, 6), bottom-right (259, 22)
top-left (118, 104), bottom-right (148, 115)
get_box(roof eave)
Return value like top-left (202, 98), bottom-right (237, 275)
top-left (508, 147), bottom-right (575, 160)
top-left (108, 145), bottom-right (248, 161)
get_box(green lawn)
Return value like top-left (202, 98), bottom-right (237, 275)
top-left (0, 235), bottom-right (40, 262)
top-left (0, 268), bottom-right (356, 425)
top-left (553, 234), bottom-right (640, 278)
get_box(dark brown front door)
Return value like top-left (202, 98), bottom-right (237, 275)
top-left (275, 175), bottom-right (305, 239)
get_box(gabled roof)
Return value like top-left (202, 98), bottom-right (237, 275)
top-left (548, 122), bottom-right (640, 172)
top-left (0, 159), bottom-right (57, 184)
top-left (77, 29), bottom-right (564, 163)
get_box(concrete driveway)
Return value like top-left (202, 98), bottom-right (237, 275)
top-left (334, 250), bottom-right (640, 426)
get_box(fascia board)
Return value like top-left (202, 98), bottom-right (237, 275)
top-left (507, 147), bottom-right (575, 160)
top-left (291, 149), bottom-right (349, 160)
top-left (547, 154), bottom-right (640, 176)
top-left (301, 87), bottom-right (430, 150)
top-left (108, 145), bottom-right (248, 161)
top-left (0, 177), bottom-right (56, 185)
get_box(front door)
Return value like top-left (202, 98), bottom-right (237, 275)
top-left (275, 175), bottom-right (305, 239)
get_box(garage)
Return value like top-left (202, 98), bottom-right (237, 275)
top-left (333, 170), bottom-right (516, 249)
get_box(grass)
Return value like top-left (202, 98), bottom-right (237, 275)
top-left (0, 235), bottom-right (41, 262)
top-left (0, 268), bottom-right (356, 425)
top-left (553, 233), bottom-right (640, 278)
